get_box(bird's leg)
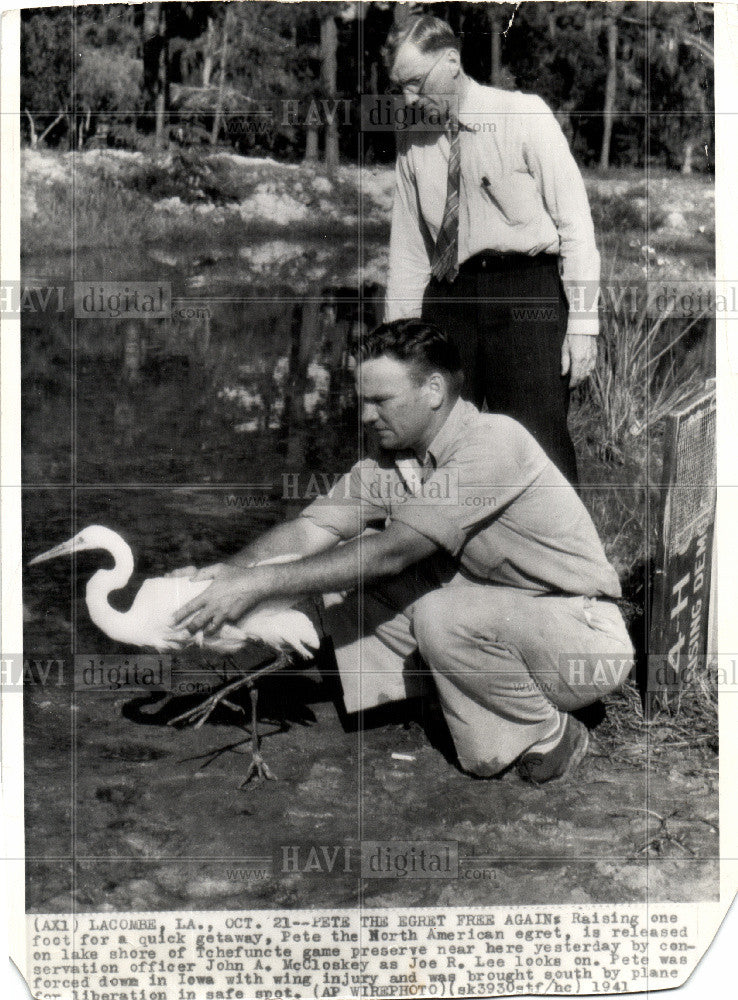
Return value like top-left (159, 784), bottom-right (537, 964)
top-left (168, 652), bottom-right (289, 786)
top-left (240, 684), bottom-right (277, 786)
top-left (167, 673), bottom-right (253, 730)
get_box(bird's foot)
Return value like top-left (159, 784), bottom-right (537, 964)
top-left (239, 751), bottom-right (277, 787)
top-left (167, 679), bottom-right (249, 730)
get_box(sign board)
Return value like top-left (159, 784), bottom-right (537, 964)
top-left (648, 381), bottom-right (716, 714)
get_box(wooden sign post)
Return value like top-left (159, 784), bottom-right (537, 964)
top-left (648, 381), bottom-right (716, 715)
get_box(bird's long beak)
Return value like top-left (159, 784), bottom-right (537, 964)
top-left (28, 535), bottom-right (81, 566)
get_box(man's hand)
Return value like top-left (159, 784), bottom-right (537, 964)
top-left (170, 564), bottom-right (267, 635)
top-left (165, 563), bottom-right (226, 581)
top-left (561, 333), bottom-right (598, 387)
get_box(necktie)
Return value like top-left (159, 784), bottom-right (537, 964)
top-left (430, 121), bottom-right (460, 284)
top-left (395, 455), bottom-right (424, 497)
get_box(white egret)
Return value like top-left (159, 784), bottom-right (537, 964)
top-left (29, 525), bottom-right (321, 783)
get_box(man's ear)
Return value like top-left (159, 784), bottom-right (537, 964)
top-left (425, 372), bottom-right (447, 410)
top-left (447, 48), bottom-right (461, 77)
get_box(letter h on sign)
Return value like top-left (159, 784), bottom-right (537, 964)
top-left (648, 383), bottom-right (716, 716)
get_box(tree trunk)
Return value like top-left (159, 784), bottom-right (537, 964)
top-left (304, 127), bottom-right (319, 162)
top-left (210, 7), bottom-right (231, 145)
top-left (681, 139), bottom-right (694, 174)
top-left (155, 5), bottom-right (168, 147)
top-left (282, 300), bottom-right (322, 468)
top-left (369, 61), bottom-right (378, 95)
top-left (202, 16), bottom-right (215, 87)
top-left (37, 112), bottom-right (65, 146)
top-left (122, 321), bottom-right (142, 383)
top-left (393, 2), bottom-right (420, 29)
top-left (488, 10), bottom-right (501, 86)
top-left (599, 7), bottom-right (620, 170)
top-left (321, 15), bottom-right (339, 177)
top-left (142, 3), bottom-right (169, 147)
top-left (77, 109), bottom-right (91, 148)
top-left (25, 109), bottom-right (37, 148)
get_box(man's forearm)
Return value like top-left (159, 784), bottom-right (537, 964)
top-left (174, 517), bottom-right (438, 633)
top-left (244, 528), bottom-right (421, 602)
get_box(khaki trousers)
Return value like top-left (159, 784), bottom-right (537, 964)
top-left (322, 561), bottom-right (634, 776)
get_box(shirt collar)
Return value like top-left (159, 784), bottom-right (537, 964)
top-left (425, 397), bottom-right (479, 466)
top-left (390, 399), bottom-right (479, 494)
top-left (459, 78), bottom-right (500, 132)
top-left (457, 78), bottom-right (486, 128)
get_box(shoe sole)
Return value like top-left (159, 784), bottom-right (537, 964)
top-left (518, 724), bottom-right (590, 785)
top-left (543, 725), bottom-right (590, 784)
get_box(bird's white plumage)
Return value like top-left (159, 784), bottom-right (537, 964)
top-left (29, 525), bottom-right (320, 657)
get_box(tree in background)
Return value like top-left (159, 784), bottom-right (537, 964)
top-left (209, 2), bottom-right (232, 144)
top-left (19, 0), bottom-right (714, 172)
top-left (291, 3), bottom-right (350, 169)
top-left (75, 47), bottom-right (143, 147)
top-left (599, 1), bottom-right (623, 169)
top-left (320, 10), bottom-right (339, 173)
top-left (73, 7), bottom-right (142, 147)
top-left (648, 1), bottom-right (714, 172)
top-left (21, 8), bottom-right (72, 147)
top-left (139, 2), bottom-right (169, 146)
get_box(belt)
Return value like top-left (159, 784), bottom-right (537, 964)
top-left (458, 251), bottom-right (559, 274)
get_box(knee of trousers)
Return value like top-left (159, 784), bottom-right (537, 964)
top-left (410, 589), bottom-right (459, 664)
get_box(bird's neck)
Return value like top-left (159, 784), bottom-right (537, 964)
top-left (85, 549), bottom-right (135, 641)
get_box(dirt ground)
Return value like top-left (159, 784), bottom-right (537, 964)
top-left (24, 643), bottom-right (717, 913)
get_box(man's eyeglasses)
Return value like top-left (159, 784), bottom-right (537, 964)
top-left (389, 50), bottom-right (448, 97)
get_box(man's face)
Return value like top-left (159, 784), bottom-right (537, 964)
top-left (357, 355), bottom-right (434, 453)
top-left (390, 41), bottom-right (460, 119)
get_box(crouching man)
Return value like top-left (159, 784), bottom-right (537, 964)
top-left (173, 319), bottom-right (633, 783)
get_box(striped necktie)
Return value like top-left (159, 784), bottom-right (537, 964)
top-left (430, 121), bottom-right (460, 284)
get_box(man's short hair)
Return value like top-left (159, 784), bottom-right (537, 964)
top-left (358, 318), bottom-right (463, 392)
top-left (383, 14), bottom-right (460, 72)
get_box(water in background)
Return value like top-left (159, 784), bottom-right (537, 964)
top-left (21, 252), bottom-right (380, 650)
top-left (22, 251), bottom-right (380, 486)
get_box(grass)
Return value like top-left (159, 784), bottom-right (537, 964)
top-left (119, 149), bottom-right (262, 204)
top-left (571, 293), bottom-right (711, 466)
top-left (597, 666), bottom-right (718, 767)
top-left (571, 285), bottom-right (716, 754)
top-left (22, 147), bottom-right (366, 255)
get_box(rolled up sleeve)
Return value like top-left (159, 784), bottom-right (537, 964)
top-left (299, 460), bottom-right (389, 541)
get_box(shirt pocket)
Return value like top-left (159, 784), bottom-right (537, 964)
top-left (484, 169), bottom-right (540, 226)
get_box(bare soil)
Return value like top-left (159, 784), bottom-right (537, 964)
top-left (24, 642), bottom-right (717, 912)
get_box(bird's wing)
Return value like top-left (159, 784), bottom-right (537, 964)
top-left (126, 576), bottom-right (211, 652)
top-left (123, 568), bottom-right (320, 657)
top-left (230, 605), bottom-right (321, 658)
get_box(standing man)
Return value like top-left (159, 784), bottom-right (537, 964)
top-left (174, 320), bottom-right (632, 782)
top-left (383, 15), bottom-right (600, 483)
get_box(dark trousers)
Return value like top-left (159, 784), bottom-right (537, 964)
top-left (421, 252), bottom-right (577, 484)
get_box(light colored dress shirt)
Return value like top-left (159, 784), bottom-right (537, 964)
top-left (300, 399), bottom-right (620, 598)
top-left (385, 79), bottom-right (600, 337)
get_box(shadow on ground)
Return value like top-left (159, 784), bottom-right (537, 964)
top-left (24, 642), bottom-right (718, 912)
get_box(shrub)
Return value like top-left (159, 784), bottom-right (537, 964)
top-left (589, 186), bottom-right (666, 232)
top-left (574, 291), bottom-right (708, 464)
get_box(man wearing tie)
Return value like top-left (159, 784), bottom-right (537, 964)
top-left (383, 15), bottom-right (600, 484)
